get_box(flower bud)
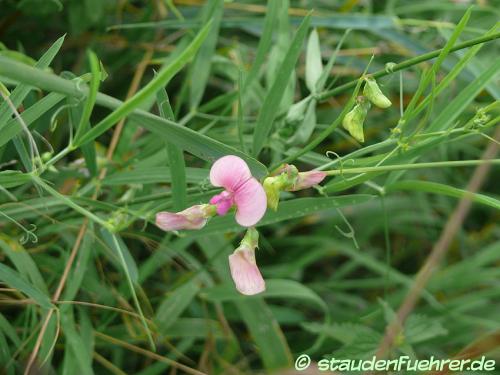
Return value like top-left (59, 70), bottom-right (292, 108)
top-left (263, 164), bottom-right (299, 210)
top-left (363, 77), bottom-right (391, 109)
top-left (291, 170), bottom-right (327, 191)
top-left (263, 176), bottom-right (282, 211)
top-left (228, 228), bottom-right (265, 296)
top-left (155, 204), bottom-right (216, 231)
top-left (285, 97), bottom-right (310, 126)
top-left (342, 96), bottom-right (371, 143)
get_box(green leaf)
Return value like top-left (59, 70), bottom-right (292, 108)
top-left (305, 29), bottom-right (322, 93)
top-left (241, 0), bottom-right (280, 92)
top-left (0, 263), bottom-right (53, 309)
top-left (0, 237), bottom-right (48, 294)
top-left (202, 279), bottom-right (329, 353)
top-left (404, 314), bottom-right (448, 344)
top-left (252, 13), bottom-right (311, 157)
top-left (61, 307), bottom-right (94, 375)
top-left (0, 34), bottom-right (65, 132)
top-left (189, 0), bottom-right (223, 108)
top-left (427, 58), bottom-right (500, 132)
top-left (0, 170), bottom-right (32, 188)
top-left (61, 225), bottom-right (94, 303)
top-left (74, 21), bottom-right (213, 147)
top-left (103, 167), bottom-right (208, 186)
top-left (155, 280), bottom-right (200, 332)
top-left (0, 56), bottom-right (268, 178)
top-left (156, 86), bottom-right (187, 210)
top-left (385, 180), bottom-right (500, 210)
top-left (194, 195), bottom-right (374, 236)
top-left (160, 318), bottom-right (224, 339)
top-left (0, 92), bottom-right (65, 148)
top-left (100, 230), bottom-right (154, 350)
top-left (236, 299), bottom-right (293, 370)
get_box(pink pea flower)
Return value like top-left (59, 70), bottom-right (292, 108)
top-left (209, 155), bottom-right (267, 227)
top-left (275, 163), bottom-right (327, 191)
top-left (291, 170), bottom-right (327, 191)
top-left (228, 228), bottom-right (265, 295)
top-left (156, 204), bottom-right (215, 231)
top-left (264, 164), bottom-right (327, 210)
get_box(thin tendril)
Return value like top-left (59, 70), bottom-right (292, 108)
top-left (0, 210), bottom-right (38, 244)
top-left (334, 208), bottom-right (359, 250)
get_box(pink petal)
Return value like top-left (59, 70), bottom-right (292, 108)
top-left (155, 205), bottom-right (209, 231)
top-left (210, 155), bottom-right (252, 192)
top-left (228, 249), bottom-right (266, 295)
top-left (291, 170), bottom-right (327, 191)
top-left (234, 178), bottom-right (267, 227)
top-left (209, 191), bottom-right (234, 216)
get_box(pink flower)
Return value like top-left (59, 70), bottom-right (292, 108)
top-left (156, 204), bottom-right (215, 231)
top-left (228, 228), bottom-right (265, 295)
top-left (209, 155), bottom-right (267, 227)
top-left (291, 170), bottom-right (327, 191)
top-left (274, 164), bottom-right (327, 191)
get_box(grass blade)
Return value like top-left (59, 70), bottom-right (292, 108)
top-left (252, 13), bottom-right (311, 157)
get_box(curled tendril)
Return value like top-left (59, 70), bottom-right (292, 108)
top-left (19, 224), bottom-right (38, 244)
top-left (385, 62), bottom-right (397, 74)
top-left (49, 103), bottom-right (79, 132)
top-left (0, 210), bottom-right (38, 244)
top-left (334, 208), bottom-right (359, 250)
top-left (325, 150), bottom-right (355, 181)
top-left (32, 130), bottom-right (54, 155)
top-left (73, 77), bottom-right (89, 101)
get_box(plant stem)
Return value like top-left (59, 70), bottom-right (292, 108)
top-left (324, 159), bottom-right (500, 176)
top-left (30, 174), bottom-right (112, 230)
top-left (317, 31), bottom-right (500, 101)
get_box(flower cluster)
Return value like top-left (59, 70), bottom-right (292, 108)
top-left (155, 155), bottom-right (326, 295)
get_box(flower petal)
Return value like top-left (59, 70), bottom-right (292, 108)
top-left (228, 249), bottom-right (266, 295)
top-left (210, 155), bottom-right (252, 192)
top-left (234, 177), bottom-right (267, 227)
top-left (290, 170), bottom-right (327, 191)
top-left (209, 191), bottom-right (234, 216)
top-left (155, 205), bottom-right (210, 231)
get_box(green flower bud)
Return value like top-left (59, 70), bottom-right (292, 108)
top-left (285, 97), bottom-right (310, 126)
top-left (342, 96), bottom-right (370, 143)
top-left (264, 164), bottom-right (299, 211)
top-left (363, 77), bottom-right (391, 109)
top-left (263, 176), bottom-right (283, 211)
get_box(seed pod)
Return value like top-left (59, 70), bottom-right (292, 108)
top-left (342, 96), bottom-right (371, 143)
top-left (363, 77), bottom-right (391, 109)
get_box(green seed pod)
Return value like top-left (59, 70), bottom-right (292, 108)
top-left (342, 97), bottom-right (371, 143)
top-left (363, 77), bottom-right (391, 109)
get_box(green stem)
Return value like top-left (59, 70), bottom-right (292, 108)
top-left (109, 233), bottom-right (156, 350)
top-left (30, 174), bottom-right (112, 230)
top-left (317, 31), bottom-right (500, 101)
top-left (270, 57), bottom-right (373, 170)
top-left (324, 159), bottom-right (500, 176)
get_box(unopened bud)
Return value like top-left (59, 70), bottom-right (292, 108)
top-left (263, 177), bottom-right (282, 211)
top-left (363, 77), bottom-right (391, 109)
top-left (156, 204), bottom-right (216, 231)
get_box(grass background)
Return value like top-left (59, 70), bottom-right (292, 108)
top-left (0, 0), bottom-right (499, 374)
